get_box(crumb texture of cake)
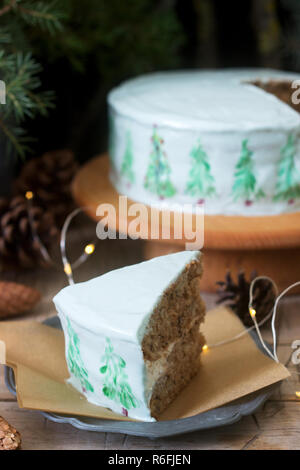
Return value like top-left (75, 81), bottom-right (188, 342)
top-left (141, 254), bottom-right (205, 417)
top-left (250, 79), bottom-right (300, 114)
top-left (149, 331), bottom-right (206, 418)
top-left (53, 250), bottom-right (206, 422)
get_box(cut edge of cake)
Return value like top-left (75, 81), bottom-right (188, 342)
top-left (141, 251), bottom-right (206, 418)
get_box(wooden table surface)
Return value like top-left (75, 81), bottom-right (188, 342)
top-left (0, 224), bottom-right (300, 450)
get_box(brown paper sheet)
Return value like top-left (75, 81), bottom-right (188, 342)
top-left (0, 307), bottom-right (289, 422)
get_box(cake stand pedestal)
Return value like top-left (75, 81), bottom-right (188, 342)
top-left (72, 155), bottom-right (300, 293)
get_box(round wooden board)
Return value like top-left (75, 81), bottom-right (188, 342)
top-left (72, 154), bottom-right (300, 250)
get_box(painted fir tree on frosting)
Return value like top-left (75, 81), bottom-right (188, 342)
top-left (100, 338), bottom-right (139, 416)
top-left (185, 139), bottom-right (216, 203)
top-left (273, 135), bottom-right (300, 205)
top-left (66, 318), bottom-right (94, 394)
top-left (121, 131), bottom-right (135, 185)
top-left (144, 127), bottom-right (176, 199)
top-left (232, 139), bottom-right (265, 206)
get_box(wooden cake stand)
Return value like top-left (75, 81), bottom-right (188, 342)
top-left (72, 154), bottom-right (300, 293)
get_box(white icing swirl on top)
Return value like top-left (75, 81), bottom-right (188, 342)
top-left (108, 69), bottom-right (300, 131)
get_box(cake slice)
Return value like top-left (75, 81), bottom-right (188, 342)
top-left (53, 250), bottom-right (205, 421)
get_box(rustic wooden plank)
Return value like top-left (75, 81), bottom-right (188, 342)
top-left (0, 401), bottom-right (255, 450)
top-left (243, 401), bottom-right (300, 450)
top-left (118, 416), bottom-right (259, 450)
top-left (0, 401), bottom-right (107, 450)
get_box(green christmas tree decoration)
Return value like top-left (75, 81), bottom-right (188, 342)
top-left (66, 318), bottom-right (94, 394)
top-left (273, 135), bottom-right (300, 204)
top-left (121, 131), bottom-right (135, 186)
top-left (100, 338), bottom-right (139, 416)
top-left (185, 139), bottom-right (216, 203)
top-left (144, 127), bottom-right (176, 199)
top-left (232, 139), bottom-right (265, 206)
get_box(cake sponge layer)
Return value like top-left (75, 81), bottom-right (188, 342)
top-left (141, 252), bottom-right (205, 417)
top-left (150, 328), bottom-right (206, 418)
top-left (142, 256), bottom-right (204, 361)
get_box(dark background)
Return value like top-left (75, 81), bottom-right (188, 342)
top-left (25, 0), bottom-right (300, 163)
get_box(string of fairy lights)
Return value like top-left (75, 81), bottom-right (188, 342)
top-left (25, 191), bottom-right (96, 284)
top-left (25, 190), bottom-right (300, 398)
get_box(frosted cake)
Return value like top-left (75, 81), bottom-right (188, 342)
top-left (108, 69), bottom-right (300, 216)
top-left (53, 251), bottom-right (205, 422)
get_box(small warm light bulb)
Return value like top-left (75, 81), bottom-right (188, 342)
top-left (25, 191), bottom-right (34, 200)
top-left (202, 344), bottom-right (208, 352)
top-left (64, 263), bottom-right (72, 276)
top-left (295, 391), bottom-right (300, 398)
top-left (249, 307), bottom-right (256, 318)
top-left (84, 243), bottom-right (95, 255)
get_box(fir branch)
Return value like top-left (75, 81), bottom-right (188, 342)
top-left (0, 0), bottom-right (183, 159)
top-left (0, 117), bottom-right (30, 158)
top-left (17, 1), bottom-right (65, 34)
top-left (0, 1), bottom-right (66, 158)
top-left (0, 52), bottom-right (54, 155)
top-left (0, 49), bottom-right (14, 70)
top-left (3, 53), bottom-right (42, 122)
top-left (0, 25), bottom-right (12, 44)
top-left (26, 89), bottom-right (55, 117)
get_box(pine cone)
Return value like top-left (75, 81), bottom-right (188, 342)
top-left (216, 271), bottom-right (276, 327)
top-left (0, 282), bottom-right (41, 319)
top-left (14, 149), bottom-right (78, 227)
top-left (0, 416), bottom-right (21, 450)
top-left (0, 196), bottom-right (58, 269)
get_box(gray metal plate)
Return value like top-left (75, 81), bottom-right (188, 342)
top-left (4, 316), bottom-right (279, 438)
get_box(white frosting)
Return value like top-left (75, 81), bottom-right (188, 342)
top-left (53, 250), bottom-right (199, 421)
top-left (108, 69), bottom-right (300, 216)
